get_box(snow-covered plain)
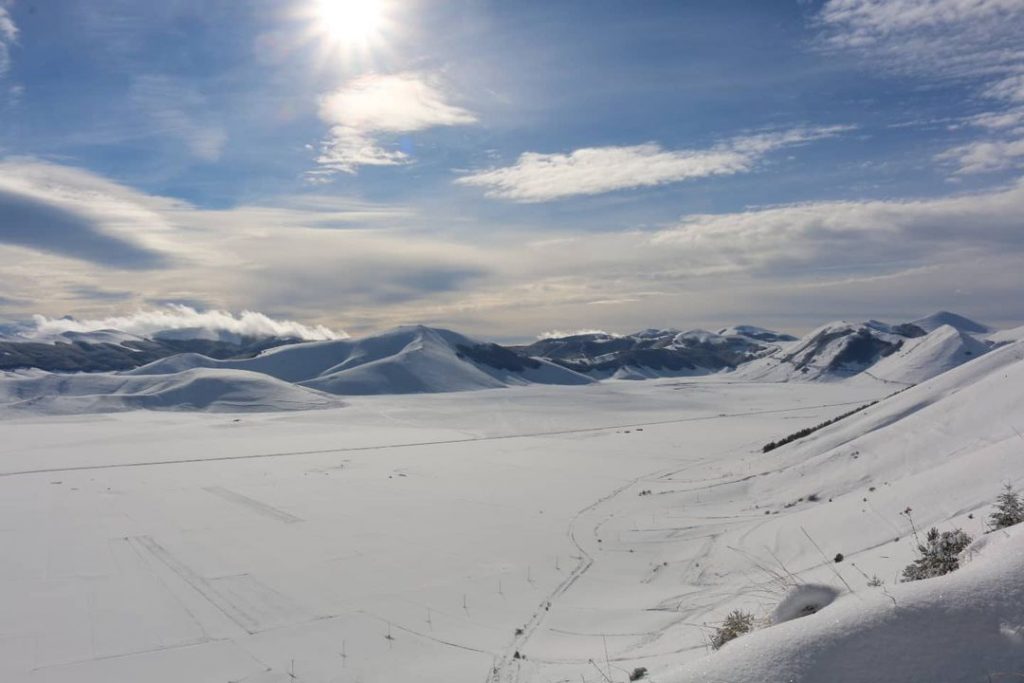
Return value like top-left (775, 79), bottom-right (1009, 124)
top-left (1, 340), bottom-right (1022, 682)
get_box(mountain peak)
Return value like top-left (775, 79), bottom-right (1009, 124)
top-left (911, 311), bottom-right (993, 334)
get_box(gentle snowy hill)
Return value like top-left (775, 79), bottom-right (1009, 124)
top-left (911, 310), bottom-right (994, 334)
top-left (0, 367), bottom-right (340, 413)
top-left (133, 325), bottom-right (593, 395)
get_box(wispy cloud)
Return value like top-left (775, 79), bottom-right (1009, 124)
top-left (456, 126), bottom-right (852, 202)
top-left (312, 73), bottom-right (477, 176)
top-left (816, 1), bottom-right (1024, 181)
top-left (815, 0), bottom-right (1024, 80)
top-left (0, 158), bottom-right (182, 269)
top-left (937, 137), bottom-right (1024, 174)
top-left (130, 75), bottom-right (227, 162)
top-left (0, 6), bottom-right (17, 77)
top-left (985, 74), bottom-right (1024, 103)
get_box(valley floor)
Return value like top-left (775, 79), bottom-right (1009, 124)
top-left (0, 373), bottom-right (1018, 682)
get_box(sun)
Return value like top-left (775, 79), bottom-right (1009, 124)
top-left (314, 0), bottom-right (385, 45)
top-left (293, 0), bottom-right (396, 67)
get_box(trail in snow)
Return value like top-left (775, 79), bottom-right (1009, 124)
top-left (0, 400), bottom-right (868, 478)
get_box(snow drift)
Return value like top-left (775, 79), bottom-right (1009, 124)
top-left (669, 525), bottom-right (1024, 683)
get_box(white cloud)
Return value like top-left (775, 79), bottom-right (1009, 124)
top-left (537, 329), bottom-right (617, 340)
top-left (985, 74), bottom-right (1024, 103)
top-left (937, 137), bottom-right (1024, 174)
top-left (456, 126), bottom-right (851, 202)
top-left (968, 109), bottom-right (1024, 130)
top-left (818, 0), bottom-right (1021, 38)
top-left (0, 6), bottom-right (17, 76)
top-left (313, 73), bottom-right (476, 174)
top-left (816, 0), bottom-right (1024, 181)
top-left (25, 305), bottom-right (342, 341)
top-left (815, 0), bottom-right (1024, 92)
top-left (3, 158), bottom-right (1024, 338)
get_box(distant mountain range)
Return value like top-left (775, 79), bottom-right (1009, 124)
top-left (0, 311), bottom-right (1016, 412)
top-left (512, 326), bottom-right (795, 379)
top-left (0, 330), bottom-right (298, 373)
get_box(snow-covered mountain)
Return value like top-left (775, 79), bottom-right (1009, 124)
top-left (734, 314), bottom-right (994, 384)
top-left (0, 312), bottom-right (1003, 411)
top-left (132, 325), bottom-right (593, 396)
top-left (0, 329), bottom-right (300, 373)
top-left (911, 310), bottom-right (994, 334)
top-left (517, 326), bottom-right (787, 379)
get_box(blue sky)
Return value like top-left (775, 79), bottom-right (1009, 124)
top-left (1, 0), bottom-right (1023, 339)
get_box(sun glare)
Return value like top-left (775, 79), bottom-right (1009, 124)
top-left (313, 0), bottom-right (386, 47)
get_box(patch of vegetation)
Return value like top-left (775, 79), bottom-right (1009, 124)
top-left (901, 527), bottom-right (973, 582)
top-left (711, 610), bottom-right (755, 650)
top-left (762, 386), bottom-right (914, 453)
top-left (762, 401), bottom-right (878, 453)
top-left (629, 666), bottom-right (648, 681)
top-left (989, 483), bottom-right (1024, 531)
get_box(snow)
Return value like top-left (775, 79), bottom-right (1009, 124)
top-left (131, 325), bottom-right (592, 396)
top-left (668, 525), bottom-right (1024, 683)
top-left (911, 310), bottom-right (993, 334)
top-left (989, 324), bottom-right (1024, 344)
top-left (769, 584), bottom-right (841, 624)
top-left (731, 319), bottom-right (991, 385)
top-left (0, 367), bottom-right (340, 413)
top-left (859, 323), bottom-right (991, 385)
top-left (0, 334), bottom-right (1021, 682)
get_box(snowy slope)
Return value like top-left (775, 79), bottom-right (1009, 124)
top-left (0, 367), bottom-right (340, 413)
top-left (861, 323), bottom-right (991, 385)
top-left (132, 325), bottom-right (593, 395)
top-left (658, 339), bottom-right (1024, 682)
top-left (668, 526), bottom-right (1024, 683)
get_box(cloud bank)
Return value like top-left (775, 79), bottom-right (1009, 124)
top-left (456, 126), bottom-right (852, 202)
top-left (26, 305), bottom-right (343, 341)
top-left (1, 157), bottom-right (1022, 338)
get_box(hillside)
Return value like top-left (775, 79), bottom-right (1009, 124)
top-left (660, 337), bottom-right (1024, 682)
top-left (0, 367), bottom-right (341, 413)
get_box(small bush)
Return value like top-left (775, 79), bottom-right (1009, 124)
top-left (901, 527), bottom-right (973, 582)
top-left (711, 610), bottom-right (755, 650)
top-left (629, 667), bottom-right (648, 681)
top-left (989, 483), bottom-right (1024, 531)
